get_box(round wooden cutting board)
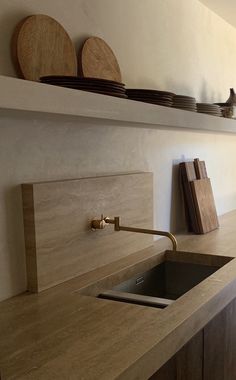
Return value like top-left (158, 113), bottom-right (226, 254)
top-left (80, 37), bottom-right (122, 82)
top-left (12, 14), bottom-right (77, 81)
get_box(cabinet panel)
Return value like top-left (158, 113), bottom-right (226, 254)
top-left (150, 330), bottom-right (203, 380)
top-left (204, 297), bottom-right (236, 380)
top-left (149, 356), bottom-right (175, 379)
top-left (150, 297), bottom-right (236, 380)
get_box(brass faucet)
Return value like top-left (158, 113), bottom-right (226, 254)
top-left (91, 216), bottom-right (177, 251)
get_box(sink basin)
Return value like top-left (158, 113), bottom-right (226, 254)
top-left (99, 251), bottom-right (232, 309)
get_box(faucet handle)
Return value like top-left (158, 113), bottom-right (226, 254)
top-left (91, 215), bottom-right (107, 230)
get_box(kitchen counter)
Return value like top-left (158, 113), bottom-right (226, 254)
top-left (1, 210), bottom-right (236, 380)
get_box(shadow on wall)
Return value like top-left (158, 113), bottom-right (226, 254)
top-left (164, 78), bottom-right (224, 103)
top-left (169, 158), bottom-right (187, 234)
top-left (74, 33), bottom-right (90, 74)
top-left (164, 78), bottom-right (195, 98)
top-left (200, 78), bottom-right (224, 104)
top-left (3, 185), bottom-right (26, 295)
top-left (0, 9), bottom-right (31, 76)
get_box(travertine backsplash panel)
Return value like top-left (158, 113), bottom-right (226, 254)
top-left (22, 173), bottom-right (153, 292)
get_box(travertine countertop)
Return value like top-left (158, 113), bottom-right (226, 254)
top-left (1, 211), bottom-right (236, 380)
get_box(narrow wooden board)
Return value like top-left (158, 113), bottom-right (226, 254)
top-left (22, 173), bottom-right (153, 292)
top-left (80, 37), bottom-right (122, 82)
top-left (194, 158), bottom-right (208, 179)
top-left (191, 178), bottom-right (219, 233)
top-left (199, 161), bottom-right (208, 178)
top-left (12, 14), bottom-right (77, 81)
top-left (179, 162), bottom-right (200, 233)
top-left (194, 158), bottom-right (201, 179)
top-left (184, 162), bottom-right (197, 182)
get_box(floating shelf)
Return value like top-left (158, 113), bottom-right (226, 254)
top-left (1, 75), bottom-right (236, 133)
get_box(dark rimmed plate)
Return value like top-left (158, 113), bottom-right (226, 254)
top-left (173, 105), bottom-right (197, 108)
top-left (197, 106), bottom-right (220, 108)
top-left (42, 82), bottom-right (126, 94)
top-left (173, 102), bottom-right (197, 106)
top-left (41, 80), bottom-right (126, 91)
top-left (128, 95), bottom-right (173, 101)
top-left (40, 76), bottom-right (125, 86)
top-left (197, 110), bottom-right (222, 114)
top-left (128, 95), bottom-right (172, 101)
top-left (42, 82), bottom-right (128, 98)
top-left (174, 95), bottom-right (196, 100)
top-left (126, 89), bottom-right (175, 96)
top-left (197, 107), bottom-right (221, 111)
top-left (173, 100), bottom-right (197, 104)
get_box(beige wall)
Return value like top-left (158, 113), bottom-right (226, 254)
top-left (1, 0), bottom-right (236, 300)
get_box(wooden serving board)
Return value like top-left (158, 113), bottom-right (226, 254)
top-left (180, 162), bottom-right (200, 233)
top-left (12, 14), bottom-right (77, 81)
top-left (80, 37), bottom-right (122, 82)
top-left (180, 159), bottom-right (212, 234)
top-left (22, 173), bottom-right (153, 292)
top-left (191, 178), bottom-right (219, 234)
top-left (194, 158), bottom-right (208, 179)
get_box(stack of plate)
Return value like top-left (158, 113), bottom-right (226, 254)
top-left (126, 89), bottom-right (174, 107)
top-left (197, 103), bottom-right (222, 117)
top-left (215, 103), bottom-right (234, 118)
top-left (40, 76), bottom-right (127, 98)
top-left (172, 95), bottom-right (197, 112)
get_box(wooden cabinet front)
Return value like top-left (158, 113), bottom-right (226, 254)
top-left (150, 331), bottom-right (203, 380)
top-left (150, 297), bottom-right (236, 380)
top-left (204, 297), bottom-right (236, 380)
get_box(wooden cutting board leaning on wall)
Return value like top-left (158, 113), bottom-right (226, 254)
top-left (191, 178), bottom-right (219, 233)
top-left (180, 159), bottom-right (219, 234)
top-left (12, 14), bottom-right (78, 81)
top-left (79, 36), bottom-right (122, 82)
top-left (179, 161), bottom-right (199, 233)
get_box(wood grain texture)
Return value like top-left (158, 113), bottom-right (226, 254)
top-left (194, 159), bottom-right (208, 179)
top-left (175, 330), bottom-right (203, 380)
top-left (184, 162), bottom-right (197, 182)
top-left (179, 162), bottom-right (200, 233)
top-left (191, 178), bottom-right (219, 233)
top-left (80, 37), bottom-right (122, 82)
top-left (150, 331), bottom-right (203, 380)
top-left (204, 297), bottom-right (236, 380)
top-left (180, 160), bottom-right (209, 234)
top-left (194, 158), bottom-right (202, 179)
top-left (199, 161), bottom-right (207, 178)
top-left (12, 15), bottom-right (77, 81)
top-left (21, 173), bottom-right (153, 292)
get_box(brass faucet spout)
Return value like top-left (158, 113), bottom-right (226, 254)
top-left (91, 216), bottom-right (177, 251)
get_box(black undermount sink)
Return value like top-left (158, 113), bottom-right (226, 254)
top-left (98, 251), bottom-right (232, 309)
